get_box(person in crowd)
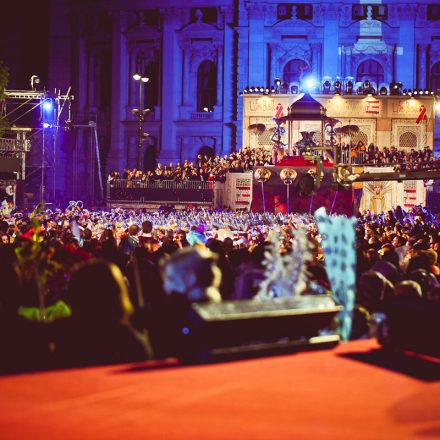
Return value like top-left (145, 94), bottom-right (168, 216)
top-left (54, 260), bottom-right (152, 367)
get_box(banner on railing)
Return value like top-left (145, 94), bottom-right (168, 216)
top-left (224, 172), bottom-right (253, 210)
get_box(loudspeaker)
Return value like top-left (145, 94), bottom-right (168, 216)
top-left (183, 295), bottom-right (341, 360)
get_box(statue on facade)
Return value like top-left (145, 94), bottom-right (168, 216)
top-left (270, 119), bottom-right (287, 164)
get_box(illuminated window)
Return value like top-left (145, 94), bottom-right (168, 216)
top-left (283, 59), bottom-right (309, 84)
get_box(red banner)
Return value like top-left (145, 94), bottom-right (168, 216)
top-left (275, 103), bottom-right (284, 118)
top-left (416, 105), bottom-right (427, 124)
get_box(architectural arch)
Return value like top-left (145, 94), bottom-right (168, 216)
top-left (399, 132), bottom-right (417, 149)
top-left (282, 58), bottom-right (310, 85)
top-left (197, 60), bottom-right (217, 112)
top-left (197, 145), bottom-right (215, 159)
top-left (356, 59), bottom-right (384, 86)
top-left (430, 61), bottom-right (440, 91)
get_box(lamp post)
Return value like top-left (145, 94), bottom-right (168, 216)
top-left (132, 72), bottom-right (149, 170)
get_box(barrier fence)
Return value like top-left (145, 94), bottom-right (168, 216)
top-left (107, 179), bottom-right (214, 205)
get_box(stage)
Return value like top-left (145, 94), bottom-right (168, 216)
top-left (251, 159), bottom-right (354, 215)
top-left (1, 339), bottom-right (439, 439)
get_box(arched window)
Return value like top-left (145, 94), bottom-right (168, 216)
top-left (399, 132), bottom-right (417, 149)
top-left (352, 131), bottom-right (368, 147)
top-left (283, 59), bottom-right (309, 84)
top-left (431, 61), bottom-right (440, 92)
top-left (356, 60), bottom-right (384, 86)
top-left (197, 60), bottom-right (217, 112)
top-left (144, 60), bottom-right (159, 110)
top-left (197, 146), bottom-right (215, 159)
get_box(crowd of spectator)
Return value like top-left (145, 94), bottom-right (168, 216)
top-left (339, 142), bottom-right (438, 170)
top-left (1, 201), bottom-right (440, 372)
top-left (108, 147), bottom-right (273, 184)
top-left (108, 144), bottom-right (439, 187)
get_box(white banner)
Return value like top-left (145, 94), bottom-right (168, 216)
top-left (224, 172), bottom-right (253, 210)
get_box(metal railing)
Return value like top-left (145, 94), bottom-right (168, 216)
top-left (109, 179), bottom-right (213, 190)
top-left (190, 112), bottom-right (214, 121)
top-left (107, 179), bottom-right (214, 204)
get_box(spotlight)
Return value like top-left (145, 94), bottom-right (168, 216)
top-left (414, 90), bottom-right (418, 95)
top-left (390, 81), bottom-right (402, 95)
top-left (379, 87), bottom-right (388, 95)
top-left (363, 80), bottom-right (370, 94)
top-left (402, 89), bottom-right (407, 95)
top-left (291, 85), bottom-right (299, 94)
top-left (43, 122), bottom-right (51, 129)
top-left (259, 87), bottom-right (264, 93)
top-left (431, 91), bottom-right (435, 95)
top-left (322, 79), bottom-right (331, 94)
top-left (43, 99), bottom-right (53, 111)
top-left (346, 81), bottom-right (354, 95)
top-left (271, 87), bottom-right (276, 93)
top-left (244, 87), bottom-right (249, 93)
top-left (141, 76), bottom-right (149, 83)
top-left (132, 72), bottom-right (142, 81)
top-left (303, 76), bottom-right (317, 93)
top-left (334, 80), bottom-right (342, 95)
top-left (265, 88), bottom-right (270, 93)
top-left (30, 75), bottom-right (41, 90)
top-left (274, 78), bottom-right (281, 87)
top-left (424, 89), bottom-right (429, 95)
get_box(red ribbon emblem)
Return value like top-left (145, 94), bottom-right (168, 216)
top-left (416, 105), bottom-right (427, 124)
top-left (275, 103), bottom-right (284, 118)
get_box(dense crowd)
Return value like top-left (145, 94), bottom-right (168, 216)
top-left (1, 201), bottom-right (440, 371)
top-left (108, 144), bottom-right (438, 186)
top-left (108, 147), bottom-right (273, 184)
top-left (340, 143), bottom-right (438, 170)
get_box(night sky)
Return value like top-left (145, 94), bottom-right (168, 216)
top-left (0, 1), bottom-right (50, 89)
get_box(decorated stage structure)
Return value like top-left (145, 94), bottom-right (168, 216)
top-left (242, 92), bottom-right (436, 214)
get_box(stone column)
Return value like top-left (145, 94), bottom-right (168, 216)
top-left (322, 5), bottom-right (340, 79)
top-left (108, 11), bottom-right (128, 173)
top-left (397, 7), bottom-right (416, 90)
top-left (222, 10), bottom-right (235, 154)
top-left (419, 43), bottom-right (427, 90)
top-left (247, 3), bottom-right (266, 86)
top-left (216, 46), bottom-right (223, 107)
top-left (161, 8), bottom-right (181, 161)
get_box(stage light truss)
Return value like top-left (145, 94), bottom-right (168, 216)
top-left (0, 138), bottom-right (31, 153)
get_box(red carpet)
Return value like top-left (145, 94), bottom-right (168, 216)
top-left (0, 340), bottom-right (439, 439)
top-left (278, 156), bottom-right (334, 168)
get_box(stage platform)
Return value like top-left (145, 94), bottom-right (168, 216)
top-left (0, 339), bottom-right (439, 439)
top-left (252, 163), bottom-right (354, 215)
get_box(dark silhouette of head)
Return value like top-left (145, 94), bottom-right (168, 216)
top-left (68, 260), bottom-right (133, 324)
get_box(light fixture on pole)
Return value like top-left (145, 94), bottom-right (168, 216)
top-left (132, 72), bottom-right (150, 169)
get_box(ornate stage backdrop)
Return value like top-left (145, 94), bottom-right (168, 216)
top-left (243, 94), bottom-right (435, 152)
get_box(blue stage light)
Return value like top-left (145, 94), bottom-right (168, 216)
top-left (43, 100), bottom-right (53, 111)
top-left (43, 122), bottom-right (51, 129)
top-left (303, 76), bottom-right (316, 92)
